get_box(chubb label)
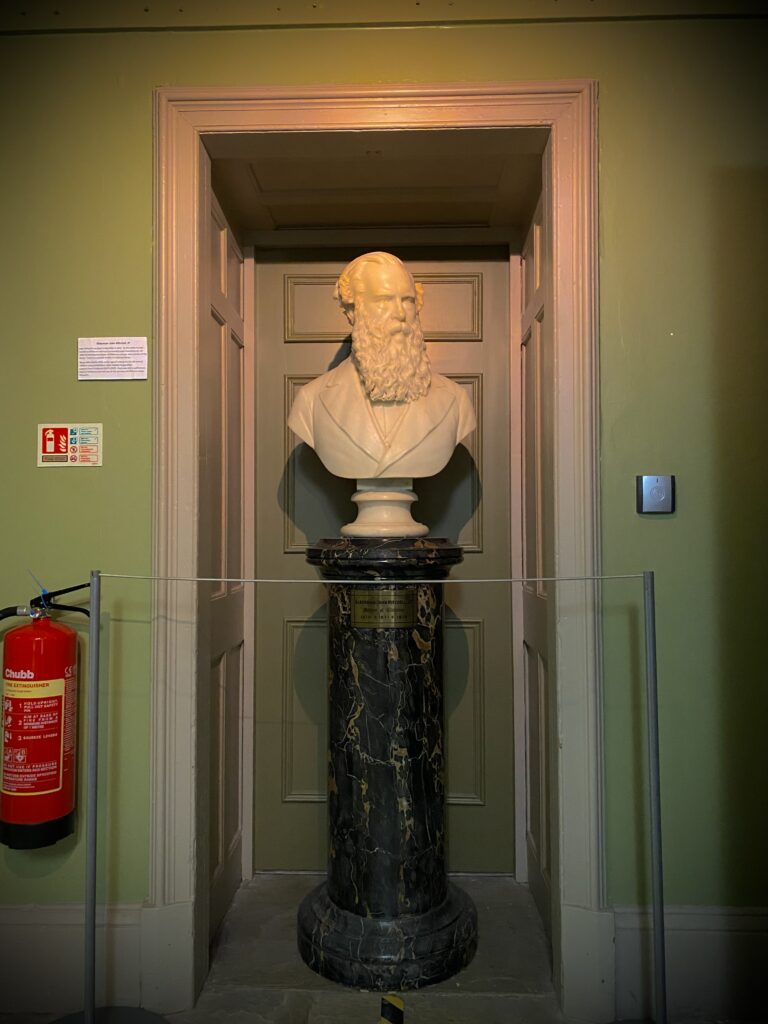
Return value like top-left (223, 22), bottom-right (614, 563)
top-left (3, 669), bottom-right (34, 680)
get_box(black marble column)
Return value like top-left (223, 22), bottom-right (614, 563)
top-left (297, 538), bottom-right (477, 991)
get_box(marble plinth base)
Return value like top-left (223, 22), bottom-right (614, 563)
top-left (298, 880), bottom-right (477, 991)
top-left (298, 538), bottom-right (477, 991)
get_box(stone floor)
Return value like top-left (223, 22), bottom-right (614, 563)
top-left (172, 872), bottom-right (562, 1024)
top-left (7, 873), bottom-right (674, 1024)
top-left (0, 873), bottom-right (742, 1023)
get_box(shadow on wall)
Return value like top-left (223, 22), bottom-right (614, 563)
top-left (714, 166), bottom-right (768, 1020)
top-left (280, 417), bottom-right (480, 546)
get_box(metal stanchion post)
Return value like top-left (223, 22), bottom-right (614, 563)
top-left (84, 568), bottom-right (101, 1024)
top-left (56, 570), bottom-right (168, 1024)
top-left (643, 570), bottom-right (668, 1024)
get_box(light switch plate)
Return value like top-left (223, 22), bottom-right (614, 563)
top-left (636, 475), bottom-right (675, 514)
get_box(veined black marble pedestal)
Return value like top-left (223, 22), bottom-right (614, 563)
top-left (297, 538), bottom-right (477, 991)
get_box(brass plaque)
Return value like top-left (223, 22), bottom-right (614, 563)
top-left (352, 587), bottom-right (416, 628)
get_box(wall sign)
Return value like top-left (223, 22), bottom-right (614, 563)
top-left (78, 337), bottom-right (147, 380)
top-left (37, 424), bottom-right (103, 467)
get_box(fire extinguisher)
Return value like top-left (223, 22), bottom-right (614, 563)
top-left (1, 589), bottom-right (87, 850)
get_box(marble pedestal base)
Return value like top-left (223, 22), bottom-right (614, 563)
top-left (298, 879), bottom-right (476, 990)
top-left (298, 538), bottom-right (477, 991)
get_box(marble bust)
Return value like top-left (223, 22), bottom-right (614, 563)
top-left (288, 252), bottom-right (476, 537)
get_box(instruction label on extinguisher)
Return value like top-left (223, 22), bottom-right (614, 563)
top-left (1, 676), bottom-right (71, 795)
top-left (37, 423), bottom-right (102, 467)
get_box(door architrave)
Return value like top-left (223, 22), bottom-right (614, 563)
top-left (151, 81), bottom-right (609, 1020)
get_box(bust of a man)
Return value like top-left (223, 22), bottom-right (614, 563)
top-left (287, 252), bottom-right (476, 481)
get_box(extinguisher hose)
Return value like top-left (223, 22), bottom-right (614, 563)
top-left (0, 606), bottom-right (26, 622)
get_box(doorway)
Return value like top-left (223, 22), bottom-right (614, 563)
top-left (151, 82), bottom-right (609, 1023)
top-left (247, 252), bottom-right (517, 878)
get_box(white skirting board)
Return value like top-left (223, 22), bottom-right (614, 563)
top-left (2, 900), bottom-right (766, 1019)
top-left (0, 903), bottom-right (141, 1013)
top-left (559, 903), bottom-right (616, 1024)
top-left (614, 905), bottom-right (768, 1022)
top-left (0, 901), bottom-right (196, 1014)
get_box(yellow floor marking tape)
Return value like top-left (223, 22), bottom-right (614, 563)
top-left (379, 992), bottom-right (404, 1024)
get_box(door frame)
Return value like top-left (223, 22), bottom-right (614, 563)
top-left (150, 82), bottom-right (611, 1020)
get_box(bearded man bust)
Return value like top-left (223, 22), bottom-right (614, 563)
top-left (287, 252), bottom-right (476, 483)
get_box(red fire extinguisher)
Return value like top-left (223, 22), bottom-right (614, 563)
top-left (1, 612), bottom-right (79, 849)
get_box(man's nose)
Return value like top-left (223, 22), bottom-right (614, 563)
top-left (392, 297), bottom-right (406, 319)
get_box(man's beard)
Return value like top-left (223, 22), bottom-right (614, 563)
top-left (351, 306), bottom-right (431, 404)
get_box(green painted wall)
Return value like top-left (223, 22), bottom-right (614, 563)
top-left (0, 17), bottom-right (766, 908)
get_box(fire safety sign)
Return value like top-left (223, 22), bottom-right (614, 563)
top-left (37, 424), bottom-right (103, 467)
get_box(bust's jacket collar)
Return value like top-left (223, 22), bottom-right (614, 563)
top-left (318, 357), bottom-right (454, 475)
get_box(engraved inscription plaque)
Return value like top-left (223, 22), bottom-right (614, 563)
top-left (352, 587), bottom-right (417, 629)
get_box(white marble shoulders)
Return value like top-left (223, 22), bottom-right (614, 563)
top-left (287, 358), bottom-right (476, 462)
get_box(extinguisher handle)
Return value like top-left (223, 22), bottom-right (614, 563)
top-left (29, 581), bottom-right (91, 612)
top-left (45, 601), bottom-right (90, 619)
top-left (0, 583), bottom-right (91, 625)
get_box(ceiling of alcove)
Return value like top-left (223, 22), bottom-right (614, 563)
top-left (205, 128), bottom-right (548, 243)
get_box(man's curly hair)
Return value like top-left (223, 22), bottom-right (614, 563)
top-left (334, 252), bottom-right (424, 312)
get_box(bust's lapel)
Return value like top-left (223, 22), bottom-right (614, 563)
top-left (319, 361), bottom-right (457, 477)
top-left (318, 360), bottom-right (383, 464)
top-left (374, 377), bottom-right (455, 475)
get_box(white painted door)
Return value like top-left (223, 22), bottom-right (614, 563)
top-left (521, 182), bottom-right (555, 938)
top-left (252, 256), bottom-right (517, 873)
top-left (200, 181), bottom-right (246, 939)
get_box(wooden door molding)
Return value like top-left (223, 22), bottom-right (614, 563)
top-left (152, 81), bottom-right (609, 1019)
